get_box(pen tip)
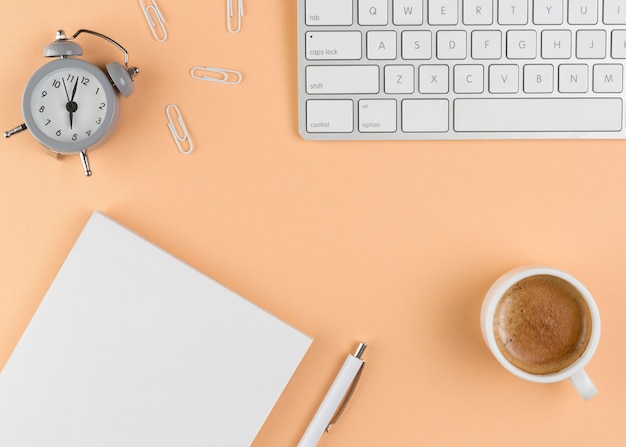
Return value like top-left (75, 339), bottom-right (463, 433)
top-left (354, 342), bottom-right (367, 359)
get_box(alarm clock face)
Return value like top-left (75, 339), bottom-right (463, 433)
top-left (22, 58), bottom-right (119, 154)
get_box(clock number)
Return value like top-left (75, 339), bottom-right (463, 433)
top-left (66, 74), bottom-right (75, 83)
top-left (52, 79), bottom-right (61, 89)
top-left (72, 133), bottom-right (78, 141)
top-left (39, 106), bottom-right (45, 113)
top-left (86, 130), bottom-right (92, 136)
top-left (99, 103), bottom-right (106, 110)
top-left (95, 87), bottom-right (100, 95)
top-left (45, 119), bottom-right (51, 126)
top-left (41, 91), bottom-right (47, 98)
top-left (96, 117), bottom-right (102, 125)
top-left (81, 77), bottom-right (90, 86)
top-left (56, 129), bottom-right (62, 137)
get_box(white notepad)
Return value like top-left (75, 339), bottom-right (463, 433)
top-left (0, 211), bottom-right (312, 446)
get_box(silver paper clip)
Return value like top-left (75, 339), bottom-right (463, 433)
top-left (227, 0), bottom-right (244, 33)
top-left (166, 104), bottom-right (194, 155)
top-left (190, 66), bottom-right (242, 85)
top-left (139, 0), bottom-right (167, 42)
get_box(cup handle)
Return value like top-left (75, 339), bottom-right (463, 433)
top-left (569, 369), bottom-right (597, 400)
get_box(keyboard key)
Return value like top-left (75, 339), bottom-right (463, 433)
top-left (402, 99), bottom-right (449, 132)
top-left (454, 98), bottom-right (623, 132)
top-left (385, 65), bottom-right (415, 93)
top-left (472, 30), bottom-right (502, 59)
top-left (393, 0), bottom-right (423, 25)
top-left (507, 30), bottom-right (537, 59)
top-left (489, 65), bottom-right (519, 93)
top-left (463, 0), bottom-right (493, 25)
top-left (454, 65), bottom-right (484, 93)
top-left (359, 99), bottom-right (397, 132)
top-left (498, 0), bottom-right (528, 24)
top-left (523, 64), bottom-right (554, 93)
top-left (541, 30), bottom-right (572, 59)
top-left (604, 0), bottom-right (626, 24)
top-left (306, 65), bottom-right (379, 94)
top-left (428, 0), bottom-right (458, 25)
top-left (359, 0), bottom-right (388, 25)
top-left (306, 100), bottom-right (353, 133)
top-left (534, 0), bottom-right (564, 24)
top-left (367, 30), bottom-right (397, 59)
top-left (558, 64), bottom-right (588, 92)
top-left (419, 65), bottom-right (449, 93)
top-left (576, 30), bottom-right (606, 59)
top-left (402, 31), bottom-right (433, 59)
top-left (305, 32), bottom-right (362, 60)
top-left (437, 30), bottom-right (467, 59)
top-left (612, 30), bottom-right (626, 58)
top-left (305, 0), bottom-right (352, 25)
top-left (568, 0), bottom-right (598, 24)
top-left (593, 64), bottom-right (623, 92)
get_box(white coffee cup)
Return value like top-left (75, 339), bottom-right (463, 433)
top-left (480, 266), bottom-right (601, 400)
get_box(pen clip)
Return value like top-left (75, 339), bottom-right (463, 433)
top-left (325, 343), bottom-right (366, 432)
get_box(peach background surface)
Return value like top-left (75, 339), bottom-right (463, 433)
top-left (1, 1), bottom-right (626, 446)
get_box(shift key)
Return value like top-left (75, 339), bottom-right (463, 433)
top-left (306, 66), bottom-right (379, 94)
top-left (305, 0), bottom-right (353, 25)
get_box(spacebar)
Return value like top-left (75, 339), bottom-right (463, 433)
top-left (454, 98), bottom-right (623, 132)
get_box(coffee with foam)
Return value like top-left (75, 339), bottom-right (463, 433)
top-left (493, 275), bottom-right (593, 375)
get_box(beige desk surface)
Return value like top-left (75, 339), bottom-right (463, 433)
top-left (1, 1), bottom-right (626, 445)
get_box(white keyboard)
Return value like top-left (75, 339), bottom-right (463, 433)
top-left (297, 0), bottom-right (626, 140)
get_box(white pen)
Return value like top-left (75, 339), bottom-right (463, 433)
top-left (298, 342), bottom-right (367, 447)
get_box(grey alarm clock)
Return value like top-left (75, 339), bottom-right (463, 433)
top-left (4, 29), bottom-right (139, 176)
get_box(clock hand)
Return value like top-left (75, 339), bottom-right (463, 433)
top-left (70, 76), bottom-right (79, 102)
top-left (67, 76), bottom-right (79, 129)
top-left (67, 101), bottom-right (75, 129)
top-left (62, 78), bottom-right (74, 128)
top-left (62, 78), bottom-right (71, 102)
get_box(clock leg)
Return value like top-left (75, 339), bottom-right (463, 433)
top-left (79, 150), bottom-right (92, 177)
top-left (46, 150), bottom-right (61, 160)
top-left (3, 123), bottom-right (27, 138)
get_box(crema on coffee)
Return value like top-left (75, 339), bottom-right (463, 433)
top-left (493, 275), bottom-right (592, 375)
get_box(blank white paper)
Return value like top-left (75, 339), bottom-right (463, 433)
top-left (0, 211), bottom-right (312, 446)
